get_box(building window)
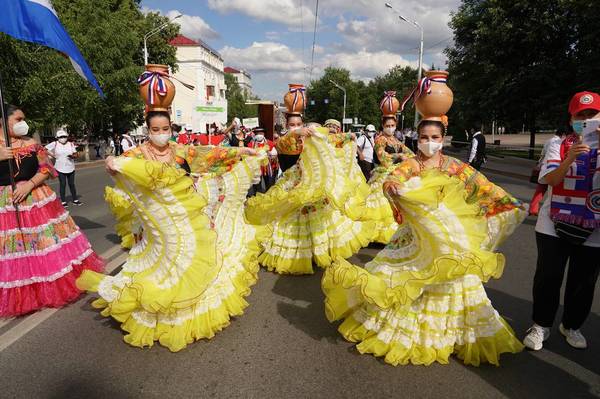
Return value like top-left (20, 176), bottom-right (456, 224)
top-left (206, 85), bottom-right (215, 101)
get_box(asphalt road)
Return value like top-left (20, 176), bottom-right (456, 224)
top-left (0, 161), bottom-right (598, 399)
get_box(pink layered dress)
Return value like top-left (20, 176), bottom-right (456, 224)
top-left (0, 143), bottom-right (103, 317)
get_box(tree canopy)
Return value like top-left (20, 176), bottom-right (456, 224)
top-left (0, 0), bottom-right (179, 138)
top-left (305, 66), bottom-right (419, 130)
top-left (446, 0), bottom-right (600, 139)
top-left (225, 73), bottom-right (258, 122)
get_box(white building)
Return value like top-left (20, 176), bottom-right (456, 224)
top-left (169, 35), bottom-right (227, 133)
top-left (224, 66), bottom-right (252, 96)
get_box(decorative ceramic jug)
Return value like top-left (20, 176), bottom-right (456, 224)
top-left (415, 70), bottom-right (453, 119)
top-left (284, 84), bottom-right (306, 115)
top-left (380, 91), bottom-right (400, 116)
top-left (138, 64), bottom-right (176, 112)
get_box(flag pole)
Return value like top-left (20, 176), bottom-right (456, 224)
top-left (0, 71), bottom-right (22, 229)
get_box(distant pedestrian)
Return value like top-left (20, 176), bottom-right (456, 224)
top-left (467, 128), bottom-right (486, 170)
top-left (94, 138), bottom-right (101, 158)
top-left (45, 130), bottom-right (82, 207)
top-left (357, 124), bottom-right (376, 180)
top-left (108, 136), bottom-right (115, 156)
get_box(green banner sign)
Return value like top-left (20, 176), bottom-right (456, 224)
top-left (196, 106), bottom-right (225, 113)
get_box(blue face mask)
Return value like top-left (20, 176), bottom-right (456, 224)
top-left (572, 120), bottom-right (584, 134)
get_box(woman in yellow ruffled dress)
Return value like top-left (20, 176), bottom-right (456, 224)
top-left (245, 89), bottom-right (375, 275)
top-left (346, 92), bottom-right (414, 244)
top-left (77, 110), bottom-right (265, 352)
top-left (322, 118), bottom-right (526, 366)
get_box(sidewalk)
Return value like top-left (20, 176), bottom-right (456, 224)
top-left (444, 147), bottom-right (534, 181)
top-left (74, 158), bottom-right (105, 169)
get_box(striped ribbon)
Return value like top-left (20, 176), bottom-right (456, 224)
top-left (379, 91), bottom-right (397, 114)
top-left (416, 75), bottom-right (448, 98)
top-left (137, 71), bottom-right (169, 105)
top-left (289, 86), bottom-right (306, 111)
top-left (399, 75), bottom-right (448, 112)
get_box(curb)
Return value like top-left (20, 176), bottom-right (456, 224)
top-left (75, 160), bottom-right (105, 170)
top-left (482, 167), bottom-right (530, 182)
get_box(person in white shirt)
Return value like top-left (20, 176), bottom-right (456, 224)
top-left (357, 124), bottom-right (376, 180)
top-left (120, 132), bottom-right (136, 153)
top-left (45, 130), bottom-right (81, 207)
top-left (108, 137), bottom-right (115, 156)
top-left (467, 129), bottom-right (486, 170)
top-left (523, 91), bottom-right (600, 352)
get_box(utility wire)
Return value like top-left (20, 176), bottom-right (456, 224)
top-left (300, 0), bottom-right (306, 83)
top-left (309, 0), bottom-right (319, 82)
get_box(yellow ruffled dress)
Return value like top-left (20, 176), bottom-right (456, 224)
top-left (78, 145), bottom-right (266, 352)
top-left (322, 157), bottom-right (526, 366)
top-left (245, 128), bottom-right (375, 275)
top-left (353, 135), bottom-right (414, 244)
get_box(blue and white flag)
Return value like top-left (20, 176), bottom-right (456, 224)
top-left (0, 0), bottom-right (104, 97)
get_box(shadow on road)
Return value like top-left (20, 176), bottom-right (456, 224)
top-left (487, 287), bottom-right (600, 376)
top-left (462, 287), bottom-right (600, 398)
top-left (48, 378), bottom-right (128, 399)
top-left (272, 270), bottom-right (342, 343)
top-left (71, 216), bottom-right (106, 230)
top-left (105, 233), bottom-right (122, 245)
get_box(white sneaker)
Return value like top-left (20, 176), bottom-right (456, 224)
top-left (559, 324), bottom-right (587, 349)
top-left (523, 324), bottom-right (550, 350)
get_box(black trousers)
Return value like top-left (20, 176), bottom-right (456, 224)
top-left (58, 171), bottom-right (78, 202)
top-left (358, 160), bottom-right (374, 181)
top-left (533, 232), bottom-right (600, 329)
top-left (471, 159), bottom-right (484, 170)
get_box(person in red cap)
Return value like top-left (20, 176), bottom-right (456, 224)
top-left (523, 91), bottom-right (600, 351)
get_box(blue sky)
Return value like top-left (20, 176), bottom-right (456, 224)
top-left (141, 0), bottom-right (460, 101)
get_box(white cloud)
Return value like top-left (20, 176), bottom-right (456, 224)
top-left (265, 31), bottom-right (281, 41)
top-left (165, 9), bottom-right (220, 40)
top-left (221, 41), bottom-right (306, 73)
top-left (315, 49), bottom-right (422, 82)
top-left (207, 0), bottom-right (315, 28)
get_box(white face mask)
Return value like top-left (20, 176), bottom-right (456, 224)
top-left (367, 130), bottom-right (375, 137)
top-left (255, 134), bottom-right (265, 141)
top-left (58, 137), bottom-right (68, 144)
top-left (383, 127), bottom-right (395, 136)
top-left (418, 140), bottom-right (444, 157)
top-left (12, 121), bottom-right (29, 136)
top-left (149, 133), bottom-right (171, 147)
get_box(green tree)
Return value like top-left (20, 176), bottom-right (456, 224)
top-left (225, 73), bottom-right (257, 122)
top-left (364, 65), bottom-right (418, 129)
top-left (0, 0), bottom-right (179, 138)
top-left (305, 67), bottom-right (359, 125)
top-left (446, 0), bottom-right (600, 152)
top-left (305, 66), bottom-right (419, 130)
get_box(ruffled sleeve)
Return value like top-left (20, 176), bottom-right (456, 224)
top-left (276, 132), bottom-right (303, 155)
top-left (327, 133), bottom-right (354, 148)
top-left (122, 147), bottom-right (144, 159)
top-left (452, 160), bottom-right (524, 217)
top-left (187, 146), bottom-right (243, 176)
top-left (374, 136), bottom-right (393, 168)
top-left (35, 144), bottom-right (57, 178)
top-left (381, 160), bottom-right (418, 224)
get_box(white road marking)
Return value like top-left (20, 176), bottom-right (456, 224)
top-left (0, 317), bottom-right (15, 329)
top-left (0, 247), bottom-right (128, 353)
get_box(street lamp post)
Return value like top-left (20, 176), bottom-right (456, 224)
top-left (143, 14), bottom-right (182, 66)
top-left (385, 2), bottom-right (423, 128)
top-left (329, 79), bottom-right (346, 131)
